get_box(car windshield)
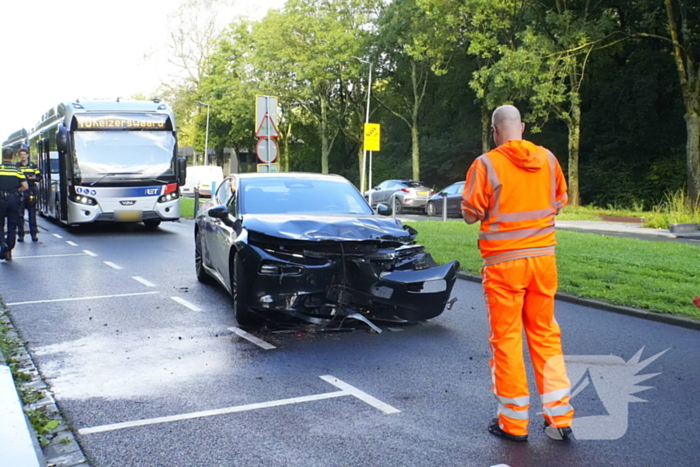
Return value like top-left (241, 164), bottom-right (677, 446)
top-left (241, 177), bottom-right (373, 215)
top-left (401, 181), bottom-right (423, 188)
top-left (72, 131), bottom-right (175, 182)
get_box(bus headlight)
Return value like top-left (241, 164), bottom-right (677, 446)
top-left (72, 195), bottom-right (97, 206)
top-left (158, 191), bottom-right (179, 203)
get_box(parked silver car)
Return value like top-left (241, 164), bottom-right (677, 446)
top-left (365, 180), bottom-right (433, 214)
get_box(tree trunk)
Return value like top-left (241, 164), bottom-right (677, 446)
top-left (686, 103), bottom-right (700, 203)
top-left (411, 121), bottom-right (420, 181)
top-left (567, 94), bottom-right (581, 207)
top-left (481, 104), bottom-right (491, 154)
top-left (320, 96), bottom-right (329, 174)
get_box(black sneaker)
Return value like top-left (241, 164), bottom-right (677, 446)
top-left (544, 421), bottom-right (573, 440)
top-left (17, 236), bottom-right (24, 242)
top-left (488, 418), bottom-right (528, 442)
top-left (31, 235), bottom-right (38, 242)
top-left (3, 249), bottom-right (12, 261)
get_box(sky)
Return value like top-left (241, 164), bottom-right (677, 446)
top-left (0, 0), bottom-right (286, 143)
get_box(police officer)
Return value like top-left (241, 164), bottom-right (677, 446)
top-left (16, 147), bottom-right (41, 242)
top-left (0, 148), bottom-right (28, 261)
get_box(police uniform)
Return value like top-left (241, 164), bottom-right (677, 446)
top-left (0, 162), bottom-right (26, 260)
top-left (16, 160), bottom-right (41, 241)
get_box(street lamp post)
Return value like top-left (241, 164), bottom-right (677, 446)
top-left (351, 56), bottom-right (373, 196)
top-left (196, 101), bottom-right (211, 165)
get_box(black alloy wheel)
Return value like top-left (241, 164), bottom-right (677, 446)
top-left (232, 254), bottom-right (261, 326)
top-left (426, 201), bottom-right (437, 217)
top-left (195, 230), bottom-right (215, 284)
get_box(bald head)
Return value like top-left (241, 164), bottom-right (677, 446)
top-left (491, 105), bottom-right (524, 146)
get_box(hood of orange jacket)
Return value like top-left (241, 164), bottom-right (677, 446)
top-left (492, 140), bottom-right (544, 172)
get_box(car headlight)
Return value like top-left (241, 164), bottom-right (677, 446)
top-left (158, 191), bottom-right (180, 203)
top-left (72, 195), bottom-right (97, 205)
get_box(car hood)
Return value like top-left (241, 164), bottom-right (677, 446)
top-left (242, 214), bottom-right (414, 243)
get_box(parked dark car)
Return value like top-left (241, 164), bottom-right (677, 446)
top-left (195, 173), bottom-right (459, 328)
top-left (364, 180), bottom-right (433, 214)
top-left (425, 181), bottom-right (465, 218)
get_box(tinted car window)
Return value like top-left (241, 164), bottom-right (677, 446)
top-left (216, 179), bottom-right (233, 206)
top-left (401, 181), bottom-right (423, 188)
top-left (241, 178), bottom-right (373, 215)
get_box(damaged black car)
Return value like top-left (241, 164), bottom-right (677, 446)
top-left (194, 173), bottom-right (459, 330)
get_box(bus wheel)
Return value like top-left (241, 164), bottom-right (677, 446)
top-left (144, 219), bottom-right (161, 229)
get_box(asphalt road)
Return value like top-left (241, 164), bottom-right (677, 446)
top-left (1, 217), bottom-right (698, 467)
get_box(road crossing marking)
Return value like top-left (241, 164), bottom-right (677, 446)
top-left (132, 276), bottom-right (156, 287)
top-left (228, 326), bottom-right (276, 350)
top-left (78, 375), bottom-right (399, 435)
top-left (66, 241), bottom-right (79, 246)
top-left (83, 250), bottom-right (97, 257)
top-left (53, 234), bottom-right (63, 239)
top-left (170, 297), bottom-right (202, 311)
top-left (104, 261), bottom-right (122, 270)
top-left (11, 253), bottom-right (88, 259)
top-left (6, 292), bottom-right (159, 306)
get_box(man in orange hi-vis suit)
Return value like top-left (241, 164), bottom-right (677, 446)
top-left (462, 105), bottom-right (574, 442)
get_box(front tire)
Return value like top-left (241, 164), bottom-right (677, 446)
top-left (393, 197), bottom-right (402, 215)
top-left (195, 230), bottom-right (215, 284)
top-left (144, 219), bottom-right (161, 229)
top-left (232, 254), bottom-right (261, 326)
top-left (426, 202), bottom-right (437, 217)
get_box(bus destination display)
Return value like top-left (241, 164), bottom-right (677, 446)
top-left (74, 114), bottom-right (170, 130)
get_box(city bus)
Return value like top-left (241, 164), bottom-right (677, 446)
top-left (14, 99), bottom-right (186, 228)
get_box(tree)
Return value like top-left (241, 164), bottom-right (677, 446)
top-left (664, 0), bottom-right (700, 203)
top-left (374, 0), bottom-right (461, 182)
top-left (252, 0), bottom-right (378, 174)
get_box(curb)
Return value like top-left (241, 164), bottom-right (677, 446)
top-left (456, 272), bottom-right (700, 331)
top-left (0, 303), bottom-right (90, 467)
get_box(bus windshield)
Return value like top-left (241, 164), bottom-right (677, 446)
top-left (72, 131), bottom-right (176, 183)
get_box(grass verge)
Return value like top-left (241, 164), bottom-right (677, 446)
top-left (408, 221), bottom-right (700, 320)
top-left (180, 197), bottom-right (195, 218)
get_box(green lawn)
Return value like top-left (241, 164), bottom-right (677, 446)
top-left (180, 197), bottom-right (196, 218)
top-left (408, 221), bottom-right (700, 320)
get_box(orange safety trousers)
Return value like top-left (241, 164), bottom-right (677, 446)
top-left (483, 254), bottom-right (574, 437)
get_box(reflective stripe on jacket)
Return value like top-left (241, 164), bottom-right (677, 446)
top-left (461, 139), bottom-right (568, 263)
top-left (0, 162), bottom-right (26, 191)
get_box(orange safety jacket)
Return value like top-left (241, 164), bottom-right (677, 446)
top-left (462, 140), bottom-right (568, 265)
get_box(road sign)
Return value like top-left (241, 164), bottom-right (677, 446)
top-left (364, 123), bottom-right (380, 151)
top-left (256, 96), bottom-right (278, 136)
top-left (256, 115), bottom-right (280, 138)
top-left (256, 137), bottom-right (279, 163)
top-left (257, 163), bottom-right (279, 173)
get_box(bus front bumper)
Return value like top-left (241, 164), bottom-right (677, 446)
top-left (67, 198), bottom-right (180, 223)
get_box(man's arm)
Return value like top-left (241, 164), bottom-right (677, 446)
top-left (461, 158), bottom-right (490, 225)
top-left (553, 157), bottom-right (568, 215)
top-left (19, 181), bottom-right (28, 192)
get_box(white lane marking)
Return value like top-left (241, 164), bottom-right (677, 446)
top-left (320, 375), bottom-right (401, 414)
top-left (53, 233), bottom-right (63, 238)
top-left (83, 250), bottom-right (97, 257)
top-left (66, 241), bottom-right (79, 246)
top-left (78, 374), bottom-right (399, 435)
top-left (228, 327), bottom-right (276, 350)
top-left (7, 292), bottom-right (159, 306)
top-left (12, 253), bottom-right (87, 259)
top-left (79, 390), bottom-right (347, 435)
top-left (132, 276), bottom-right (156, 287)
top-left (104, 261), bottom-right (122, 270)
top-left (170, 297), bottom-right (202, 311)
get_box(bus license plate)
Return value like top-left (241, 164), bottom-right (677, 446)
top-left (114, 210), bottom-right (143, 222)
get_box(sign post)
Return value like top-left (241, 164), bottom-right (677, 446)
top-left (255, 96), bottom-right (279, 173)
top-left (364, 123), bottom-right (381, 198)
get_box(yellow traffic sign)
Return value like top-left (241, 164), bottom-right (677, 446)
top-left (364, 123), bottom-right (380, 152)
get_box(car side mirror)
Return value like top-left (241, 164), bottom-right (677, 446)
top-left (376, 203), bottom-right (392, 216)
top-left (208, 204), bottom-right (238, 228)
top-left (373, 186), bottom-right (380, 190)
top-left (208, 204), bottom-right (229, 219)
top-left (56, 124), bottom-right (68, 153)
top-left (176, 157), bottom-right (187, 186)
